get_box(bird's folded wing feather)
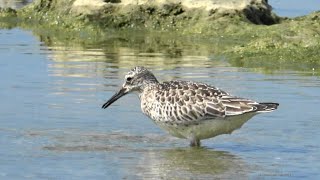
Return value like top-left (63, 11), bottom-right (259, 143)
top-left (218, 95), bottom-right (259, 116)
top-left (157, 81), bottom-right (260, 121)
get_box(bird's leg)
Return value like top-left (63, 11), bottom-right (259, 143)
top-left (189, 136), bottom-right (201, 147)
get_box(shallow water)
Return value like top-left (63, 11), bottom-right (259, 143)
top-left (0, 27), bottom-right (320, 179)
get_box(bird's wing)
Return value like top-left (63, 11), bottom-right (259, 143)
top-left (158, 81), bottom-right (263, 122)
top-left (156, 81), bottom-right (228, 122)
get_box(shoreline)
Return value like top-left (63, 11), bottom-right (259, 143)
top-left (0, 0), bottom-right (319, 71)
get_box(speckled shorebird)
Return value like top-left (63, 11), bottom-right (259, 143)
top-left (102, 66), bottom-right (279, 146)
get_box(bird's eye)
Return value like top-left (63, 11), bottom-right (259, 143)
top-left (126, 77), bottom-right (133, 82)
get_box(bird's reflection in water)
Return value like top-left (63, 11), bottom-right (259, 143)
top-left (35, 130), bottom-right (249, 179)
top-left (135, 147), bottom-right (249, 179)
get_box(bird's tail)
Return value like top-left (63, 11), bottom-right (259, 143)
top-left (256, 102), bottom-right (279, 112)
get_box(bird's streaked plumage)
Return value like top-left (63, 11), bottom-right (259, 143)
top-left (102, 66), bottom-right (279, 146)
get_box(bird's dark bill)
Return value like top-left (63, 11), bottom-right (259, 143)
top-left (102, 88), bottom-right (127, 109)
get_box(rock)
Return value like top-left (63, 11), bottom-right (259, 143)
top-left (72, 0), bottom-right (266, 11)
top-left (1, 0), bottom-right (281, 32)
top-left (71, 0), bottom-right (108, 14)
top-left (70, 0), bottom-right (279, 25)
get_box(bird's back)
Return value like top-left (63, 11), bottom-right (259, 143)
top-left (140, 80), bottom-right (278, 124)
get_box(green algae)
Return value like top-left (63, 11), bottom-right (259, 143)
top-left (226, 12), bottom-right (320, 72)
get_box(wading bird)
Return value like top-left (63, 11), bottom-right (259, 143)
top-left (102, 67), bottom-right (279, 146)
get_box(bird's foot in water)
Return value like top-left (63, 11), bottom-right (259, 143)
top-left (189, 137), bottom-right (201, 147)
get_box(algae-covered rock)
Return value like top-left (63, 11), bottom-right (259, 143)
top-left (0, 7), bottom-right (17, 17)
top-left (70, 0), bottom-right (278, 25)
top-left (18, 0), bottom-right (279, 31)
top-left (72, 0), bottom-right (279, 28)
top-left (1, 0), bottom-right (280, 32)
top-left (226, 11), bottom-right (320, 71)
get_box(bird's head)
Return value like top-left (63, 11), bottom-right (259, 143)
top-left (102, 66), bottom-right (158, 109)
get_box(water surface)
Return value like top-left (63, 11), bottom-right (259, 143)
top-left (1, 1), bottom-right (320, 179)
top-left (0, 27), bottom-right (319, 179)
